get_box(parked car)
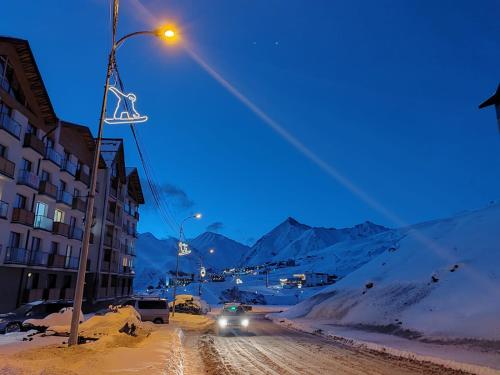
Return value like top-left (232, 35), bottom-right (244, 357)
top-left (0, 301), bottom-right (72, 334)
top-left (169, 294), bottom-right (210, 315)
top-left (216, 303), bottom-right (250, 335)
top-left (118, 297), bottom-right (169, 324)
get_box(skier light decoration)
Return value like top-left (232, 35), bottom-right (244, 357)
top-left (178, 241), bottom-right (191, 256)
top-left (104, 86), bottom-right (148, 124)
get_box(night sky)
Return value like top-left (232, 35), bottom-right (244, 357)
top-left (2, 0), bottom-right (500, 244)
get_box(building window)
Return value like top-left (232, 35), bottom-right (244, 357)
top-left (101, 274), bottom-right (109, 288)
top-left (41, 170), bottom-right (50, 182)
top-left (0, 144), bottom-right (7, 158)
top-left (8, 232), bottom-right (21, 248)
top-left (26, 123), bottom-right (37, 136)
top-left (31, 237), bottom-right (41, 251)
top-left (59, 180), bottom-right (66, 192)
top-left (62, 275), bottom-right (72, 289)
top-left (50, 241), bottom-right (59, 254)
top-left (27, 272), bottom-right (40, 290)
top-left (22, 158), bottom-right (32, 172)
top-left (47, 274), bottom-right (57, 289)
top-left (14, 194), bottom-right (27, 209)
top-left (54, 209), bottom-right (65, 223)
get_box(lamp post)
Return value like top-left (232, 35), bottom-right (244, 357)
top-left (68, 0), bottom-right (177, 346)
top-left (172, 213), bottom-right (202, 316)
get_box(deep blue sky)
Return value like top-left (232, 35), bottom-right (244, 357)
top-left (2, 1), bottom-right (500, 244)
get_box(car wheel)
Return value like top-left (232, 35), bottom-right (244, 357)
top-left (153, 318), bottom-right (164, 324)
top-left (5, 323), bottom-right (21, 334)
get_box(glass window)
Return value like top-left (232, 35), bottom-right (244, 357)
top-left (50, 241), bottom-right (59, 254)
top-left (8, 232), bottom-right (21, 248)
top-left (26, 123), bottom-right (36, 136)
top-left (138, 300), bottom-right (167, 310)
top-left (35, 201), bottom-right (48, 217)
top-left (41, 170), bottom-right (50, 182)
top-left (14, 194), bottom-right (27, 209)
top-left (0, 144), bottom-right (7, 158)
top-left (22, 158), bottom-right (32, 172)
top-left (47, 274), bottom-right (57, 289)
top-left (31, 237), bottom-right (41, 251)
top-left (54, 209), bottom-right (64, 223)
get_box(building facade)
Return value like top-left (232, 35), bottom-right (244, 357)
top-left (0, 37), bottom-right (143, 312)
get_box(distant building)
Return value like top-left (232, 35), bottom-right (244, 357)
top-left (0, 36), bottom-right (143, 312)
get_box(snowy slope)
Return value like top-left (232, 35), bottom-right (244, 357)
top-left (135, 232), bottom-right (249, 289)
top-left (189, 232), bottom-right (250, 271)
top-left (241, 217), bottom-right (388, 266)
top-left (279, 202), bottom-right (500, 340)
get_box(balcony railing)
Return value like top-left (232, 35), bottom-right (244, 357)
top-left (23, 133), bottom-right (45, 155)
top-left (48, 253), bottom-right (66, 268)
top-left (72, 197), bottom-right (86, 212)
top-left (0, 113), bottom-right (22, 139)
top-left (38, 180), bottom-right (58, 199)
top-left (64, 256), bottom-right (79, 270)
top-left (33, 215), bottom-right (53, 231)
top-left (69, 225), bottom-right (84, 241)
top-left (11, 207), bottom-right (34, 226)
top-left (4, 247), bottom-right (31, 264)
top-left (0, 155), bottom-right (15, 179)
top-left (17, 169), bottom-right (40, 190)
top-left (53, 221), bottom-right (69, 237)
top-left (56, 190), bottom-right (73, 206)
top-left (76, 168), bottom-right (90, 186)
top-left (30, 251), bottom-right (50, 266)
top-left (0, 200), bottom-right (8, 219)
top-left (104, 236), bottom-right (113, 248)
top-left (44, 147), bottom-right (63, 167)
top-left (61, 159), bottom-right (77, 176)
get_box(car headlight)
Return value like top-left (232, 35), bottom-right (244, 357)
top-left (241, 318), bottom-right (249, 327)
top-left (218, 318), bottom-right (228, 328)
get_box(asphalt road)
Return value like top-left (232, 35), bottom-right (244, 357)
top-left (182, 313), bottom-right (471, 375)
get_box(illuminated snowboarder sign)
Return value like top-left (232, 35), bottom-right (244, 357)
top-left (104, 86), bottom-right (148, 125)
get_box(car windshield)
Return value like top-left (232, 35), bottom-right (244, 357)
top-left (11, 304), bottom-right (33, 316)
top-left (222, 306), bottom-right (245, 315)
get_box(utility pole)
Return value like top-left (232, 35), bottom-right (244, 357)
top-left (68, 0), bottom-right (118, 347)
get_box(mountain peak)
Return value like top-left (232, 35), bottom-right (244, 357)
top-left (283, 216), bottom-right (310, 228)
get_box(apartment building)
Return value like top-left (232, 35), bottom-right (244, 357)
top-left (85, 139), bottom-right (143, 304)
top-left (0, 37), bottom-right (144, 312)
top-left (0, 37), bottom-right (93, 312)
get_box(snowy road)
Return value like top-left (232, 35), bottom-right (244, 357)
top-left (181, 313), bottom-right (471, 375)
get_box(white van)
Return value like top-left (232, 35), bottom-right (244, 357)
top-left (120, 297), bottom-right (169, 324)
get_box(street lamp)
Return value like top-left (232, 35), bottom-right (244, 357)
top-left (172, 213), bottom-right (202, 316)
top-left (68, 0), bottom-right (178, 346)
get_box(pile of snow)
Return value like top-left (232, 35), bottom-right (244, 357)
top-left (279, 203), bottom-right (500, 341)
top-left (24, 307), bottom-right (84, 330)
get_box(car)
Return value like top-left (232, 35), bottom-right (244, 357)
top-left (216, 304), bottom-right (250, 335)
top-left (169, 294), bottom-right (210, 315)
top-left (0, 300), bottom-right (72, 334)
top-left (118, 297), bottom-right (170, 324)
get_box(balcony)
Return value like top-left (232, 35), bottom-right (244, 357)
top-left (33, 215), bottom-right (53, 231)
top-left (4, 247), bottom-right (30, 264)
top-left (122, 266), bottom-right (135, 274)
top-left (61, 159), bottom-right (77, 176)
top-left (38, 180), bottom-right (58, 199)
top-left (64, 256), bottom-right (79, 270)
top-left (53, 221), bottom-right (69, 237)
top-left (106, 211), bottom-right (115, 223)
top-left (11, 207), bottom-right (34, 226)
top-left (0, 155), bottom-right (15, 179)
top-left (0, 113), bottom-right (22, 139)
top-left (0, 200), bottom-right (8, 219)
top-left (30, 251), bottom-right (50, 266)
top-left (48, 253), bottom-right (66, 268)
top-left (23, 133), bottom-right (45, 155)
top-left (69, 225), bottom-right (84, 241)
top-left (60, 288), bottom-right (74, 301)
top-left (72, 197), bottom-right (86, 212)
top-left (23, 288), bottom-right (43, 303)
top-left (57, 190), bottom-right (73, 206)
top-left (44, 147), bottom-right (63, 167)
top-left (76, 168), bottom-right (90, 186)
top-left (17, 169), bottom-right (40, 190)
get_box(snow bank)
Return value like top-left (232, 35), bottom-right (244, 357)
top-left (279, 203), bottom-right (500, 341)
top-left (24, 307), bottom-right (84, 330)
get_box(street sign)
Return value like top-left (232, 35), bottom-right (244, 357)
top-left (178, 241), bottom-right (191, 256)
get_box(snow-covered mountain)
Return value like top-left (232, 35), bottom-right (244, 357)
top-left (279, 202), bottom-right (500, 340)
top-left (189, 232), bottom-right (250, 270)
top-left (240, 217), bottom-right (388, 266)
top-left (134, 231), bottom-right (249, 289)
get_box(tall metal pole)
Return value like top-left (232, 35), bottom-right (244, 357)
top-left (68, 0), bottom-right (118, 346)
top-left (171, 222), bottom-right (184, 317)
